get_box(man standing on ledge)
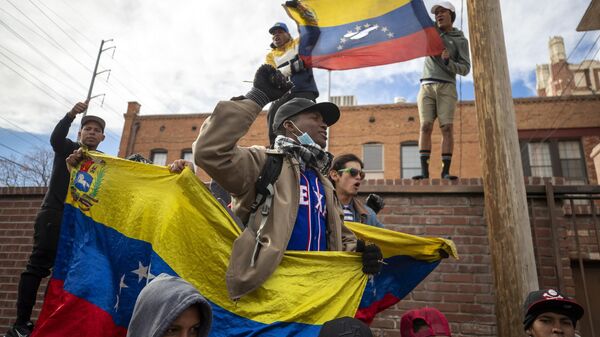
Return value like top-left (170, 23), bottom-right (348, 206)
top-left (6, 101), bottom-right (105, 337)
top-left (265, 22), bottom-right (319, 146)
top-left (413, 1), bottom-right (470, 180)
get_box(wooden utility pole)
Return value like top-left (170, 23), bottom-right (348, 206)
top-left (466, 1), bottom-right (539, 335)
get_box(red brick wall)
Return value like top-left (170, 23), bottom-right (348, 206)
top-left (0, 188), bottom-right (48, 331)
top-left (1, 181), bottom-right (598, 336)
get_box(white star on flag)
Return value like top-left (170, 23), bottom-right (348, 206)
top-left (131, 261), bottom-right (149, 283)
top-left (119, 274), bottom-right (128, 291)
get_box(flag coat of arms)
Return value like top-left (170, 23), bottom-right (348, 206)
top-left (285, 0), bottom-right (446, 70)
top-left (32, 153), bottom-right (457, 337)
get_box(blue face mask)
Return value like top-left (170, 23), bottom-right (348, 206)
top-left (289, 121), bottom-right (317, 146)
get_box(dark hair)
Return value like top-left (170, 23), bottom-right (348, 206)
top-left (330, 153), bottom-right (364, 171)
top-left (450, 11), bottom-right (456, 23)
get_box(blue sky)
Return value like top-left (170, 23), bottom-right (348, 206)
top-left (0, 0), bottom-right (597, 160)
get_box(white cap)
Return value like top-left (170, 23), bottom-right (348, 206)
top-left (431, 1), bottom-right (455, 14)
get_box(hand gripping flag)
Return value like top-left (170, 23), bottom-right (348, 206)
top-left (32, 152), bottom-right (457, 337)
top-left (285, 0), bottom-right (446, 70)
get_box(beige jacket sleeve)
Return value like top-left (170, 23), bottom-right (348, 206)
top-left (193, 99), bottom-right (266, 196)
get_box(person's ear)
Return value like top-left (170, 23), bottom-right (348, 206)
top-left (525, 327), bottom-right (533, 337)
top-left (283, 120), bottom-right (295, 133)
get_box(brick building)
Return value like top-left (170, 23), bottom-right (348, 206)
top-left (1, 180), bottom-right (599, 336)
top-left (117, 95), bottom-right (600, 185)
top-left (536, 36), bottom-right (600, 97)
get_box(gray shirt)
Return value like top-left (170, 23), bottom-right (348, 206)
top-left (421, 27), bottom-right (471, 84)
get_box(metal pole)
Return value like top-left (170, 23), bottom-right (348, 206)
top-left (327, 70), bottom-right (331, 102)
top-left (569, 199), bottom-right (595, 337)
top-left (545, 181), bottom-right (565, 290)
top-left (84, 39), bottom-right (106, 116)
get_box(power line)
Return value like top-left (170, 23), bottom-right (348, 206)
top-left (27, 0), bottom-right (95, 60)
top-left (520, 32), bottom-right (600, 154)
top-left (0, 114), bottom-right (47, 145)
top-left (3, 0), bottom-right (64, 51)
top-left (4, 0), bottom-right (94, 74)
top-left (32, 0), bottom-right (96, 48)
top-left (0, 154), bottom-right (31, 170)
top-left (0, 142), bottom-right (25, 156)
top-left (537, 36), bottom-right (600, 144)
top-left (0, 43), bottom-right (82, 94)
top-left (0, 58), bottom-right (72, 108)
top-left (0, 50), bottom-right (73, 104)
top-left (0, 17), bottom-right (88, 92)
top-left (0, 126), bottom-right (44, 148)
top-left (29, 1), bottom-right (178, 114)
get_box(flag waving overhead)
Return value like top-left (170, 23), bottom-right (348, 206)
top-left (285, 0), bottom-right (445, 70)
top-left (32, 152), bottom-right (457, 337)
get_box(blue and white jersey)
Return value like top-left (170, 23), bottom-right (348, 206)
top-left (287, 168), bottom-right (327, 251)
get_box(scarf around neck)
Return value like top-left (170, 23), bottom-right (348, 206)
top-left (273, 135), bottom-right (333, 174)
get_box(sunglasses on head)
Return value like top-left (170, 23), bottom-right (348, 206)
top-left (337, 167), bottom-right (365, 180)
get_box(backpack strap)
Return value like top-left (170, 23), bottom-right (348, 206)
top-left (246, 153), bottom-right (284, 267)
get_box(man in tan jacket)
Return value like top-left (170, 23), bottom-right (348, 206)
top-left (194, 65), bottom-right (382, 300)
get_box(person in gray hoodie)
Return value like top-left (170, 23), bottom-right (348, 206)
top-left (413, 0), bottom-right (471, 180)
top-left (127, 274), bottom-right (212, 337)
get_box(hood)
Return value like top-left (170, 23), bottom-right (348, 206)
top-left (127, 274), bottom-right (213, 337)
top-left (442, 27), bottom-right (466, 39)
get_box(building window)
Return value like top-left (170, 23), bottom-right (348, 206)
top-left (181, 149), bottom-right (193, 162)
top-left (150, 150), bottom-right (167, 166)
top-left (401, 142), bottom-right (420, 178)
top-left (558, 141), bottom-right (586, 184)
top-left (528, 142), bottom-right (553, 177)
top-left (522, 140), bottom-right (586, 183)
top-left (363, 143), bottom-right (383, 179)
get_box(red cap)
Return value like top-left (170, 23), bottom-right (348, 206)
top-left (400, 308), bottom-right (451, 337)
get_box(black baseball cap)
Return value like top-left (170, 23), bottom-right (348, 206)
top-left (318, 317), bottom-right (373, 337)
top-left (523, 289), bottom-right (584, 329)
top-left (272, 98), bottom-right (340, 132)
top-left (81, 115), bottom-right (106, 132)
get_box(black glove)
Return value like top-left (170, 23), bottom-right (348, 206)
top-left (356, 240), bottom-right (383, 275)
top-left (365, 194), bottom-right (385, 214)
top-left (245, 64), bottom-right (293, 108)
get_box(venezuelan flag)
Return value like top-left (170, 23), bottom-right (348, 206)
top-left (285, 0), bottom-right (445, 70)
top-left (32, 152), bottom-right (457, 337)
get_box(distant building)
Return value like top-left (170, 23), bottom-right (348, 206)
top-left (536, 36), bottom-right (600, 96)
top-left (330, 95), bottom-right (357, 107)
top-left (118, 95), bottom-right (600, 184)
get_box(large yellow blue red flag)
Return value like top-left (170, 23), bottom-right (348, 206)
top-left (285, 0), bottom-right (445, 70)
top-left (32, 152), bottom-right (456, 337)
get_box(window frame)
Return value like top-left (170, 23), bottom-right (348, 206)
top-left (400, 141), bottom-right (420, 179)
top-left (520, 138), bottom-right (587, 183)
top-left (362, 143), bottom-right (384, 173)
top-left (150, 149), bottom-right (168, 166)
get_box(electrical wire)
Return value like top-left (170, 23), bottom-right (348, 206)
top-left (0, 18), bottom-right (88, 91)
top-left (520, 32), bottom-right (600, 154)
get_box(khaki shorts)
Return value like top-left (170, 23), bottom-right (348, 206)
top-left (417, 82), bottom-right (457, 126)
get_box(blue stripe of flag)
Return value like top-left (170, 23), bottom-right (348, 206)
top-left (298, 0), bottom-right (434, 56)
